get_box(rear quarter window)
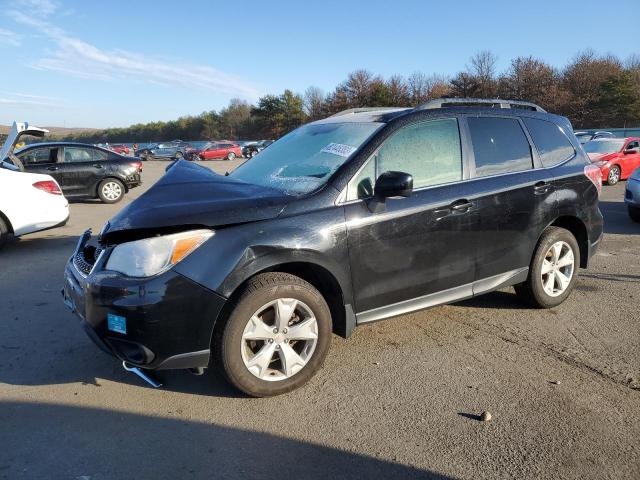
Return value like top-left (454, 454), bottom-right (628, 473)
top-left (523, 118), bottom-right (575, 167)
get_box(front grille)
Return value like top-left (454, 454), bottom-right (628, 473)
top-left (73, 246), bottom-right (103, 276)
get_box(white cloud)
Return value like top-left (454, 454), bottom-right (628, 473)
top-left (0, 28), bottom-right (21, 47)
top-left (16, 0), bottom-right (59, 17)
top-left (7, 8), bottom-right (261, 99)
top-left (0, 93), bottom-right (64, 108)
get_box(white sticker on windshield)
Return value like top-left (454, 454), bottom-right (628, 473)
top-left (321, 143), bottom-right (357, 157)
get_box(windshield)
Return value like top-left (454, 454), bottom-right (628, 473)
top-left (583, 139), bottom-right (624, 154)
top-left (575, 133), bottom-right (592, 144)
top-left (231, 122), bottom-right (383, 195)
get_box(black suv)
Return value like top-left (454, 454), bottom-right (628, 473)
top-left (63, 99), bottom-right (603, 396)
top-left (15, 142), bottom-right (143, 203)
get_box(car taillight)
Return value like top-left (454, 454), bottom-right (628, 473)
top-left (584, 165), bottom-right (602, 196)
top-left (33, 180), bottom-right (62, 195)
top-left (130, 161), bottom-right (143, 172)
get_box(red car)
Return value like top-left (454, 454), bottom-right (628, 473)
top-left (109, 144), bottom-right (130, 155)
top-left (584, 137), bottom-right (640, 185)
top-left (198, 142), bottom-right (242, 161)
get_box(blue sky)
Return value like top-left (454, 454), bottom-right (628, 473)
top-left (0, 0), bottom-right (637, 128)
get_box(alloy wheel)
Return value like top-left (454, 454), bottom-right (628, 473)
top-left (540, 241), bottom-right (575, 297)
top-left (240, 298), bottom-right (319, 381)
top-left (102, 181), bottom-right (122, 201)
top-left (608, 167), bottom-right (620, 184)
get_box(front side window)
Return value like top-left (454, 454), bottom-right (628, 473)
top-left (468, 117), bottom-right (533, 177)
top-left (18, 147), bottom-right (56, 165)
top-left (625, 141), bottom-right (639, 151)
top-left (523, 118), bottom-right (575, 167)
top-left (231, 122), bottom-right (383, 195)
top-left (346, 118), bottom-right (463, 201)
top-left (64, 147), bottom-right (94, 163)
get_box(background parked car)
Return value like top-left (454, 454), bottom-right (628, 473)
top-left (136, 142), bottom-right (189, 161)
top-left (198, 142), bottom-right (242, 160)
top-left (242, 140), bottom-right (274, 158)
top-left (575, 131), bottom-right (614, 144)
top-left (109, 144), bottom-right (131, 155)
top-left (14, 142), bottom-right (143, 203)
top-left (0, 122), bottom-right (70, 249)
top-left (584, 137), bottom-right (640, 185)
top-left (625, 167), bottom-right (640, 222)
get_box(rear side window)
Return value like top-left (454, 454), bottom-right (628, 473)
top-left (523, 118), bottom-right (575, 167)
top-left (467, 117), bottom-right (533, 177)
top-left (64, 147), bottom-right (93, 163)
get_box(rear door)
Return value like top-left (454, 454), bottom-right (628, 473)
top-left (345, 117), bottom-right (479, 318)
top-left (463, 116), bottom-right (558, 286)
top-left (60, 146), bottom-right (103, 196)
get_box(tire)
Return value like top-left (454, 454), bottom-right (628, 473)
top-left (214, 272), bottom-right (332, 397)
top-left (250, 150), bottom-right (258, 158)
top-left (225, 152), bottom-right (236, 161)
top-left (98, 178), bottom-right (125, 204)
top-left (175, 151), bottom-right (183, 160)
top-left (607, 165), bottom-right (621, 185)
top-left (0, 215), bottom-right (9, 250)
top-left (515, 227), bottom-right (580, 308)
top-left (629, 205), bottom-right (640, 223)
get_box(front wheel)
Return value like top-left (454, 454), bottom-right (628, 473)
top-left (214, 272), bottom-right (332, 397)
top-left (607, 165), bottom-right (621, 185)
top-left (0, 216), bottom-right (9, 249)
top-left (98, 178), bottom-right (125, 203)
top-left (515, 227), bottom-right (580, 308)
top-left (629, 205), bottom-right (640, 223)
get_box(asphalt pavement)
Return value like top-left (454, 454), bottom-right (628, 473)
top-left (1, 160), bottom-right (638, 479)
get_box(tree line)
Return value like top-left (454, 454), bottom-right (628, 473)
top-left (59, 49), bottom-right (640, 144)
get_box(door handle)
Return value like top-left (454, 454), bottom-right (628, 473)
top-left (450, 199), bottom-right (473, 213)
top-left (47, 166), bottom-right (59, 171)
top-left (534, 181), bottom-right (552, 194)
top-left (92, 164), bottom-right (104, 169)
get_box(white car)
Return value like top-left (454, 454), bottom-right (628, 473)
top-left (0, 122), bottom-right (69, 249)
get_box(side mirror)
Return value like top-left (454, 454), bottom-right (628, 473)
top-left (374, 171), bottom-right (413, 198)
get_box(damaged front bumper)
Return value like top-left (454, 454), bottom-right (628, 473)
top-left (62, 230), bottom-right (226, 371)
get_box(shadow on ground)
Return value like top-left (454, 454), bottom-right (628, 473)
top-left (599, 201), bottom-right (639, 235)
top-left (0, 401), bottom-right (453, 479)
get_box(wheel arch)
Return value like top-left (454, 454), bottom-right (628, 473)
top-left (95, 176), bottom-right (128, 197)
top-left (0, 209), bottom-right (14, 233)
top-left (549, 216), bottom-right (589, 268)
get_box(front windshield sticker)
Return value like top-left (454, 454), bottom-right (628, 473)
top-left (321, 143), bottom-right (357, 158)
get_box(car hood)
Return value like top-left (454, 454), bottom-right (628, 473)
top-left (587, 152), bottom-right (619, 162)
top-left (101, 160), bottom-right (290, 241)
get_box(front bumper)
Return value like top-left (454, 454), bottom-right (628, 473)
top-left (62, 231), bottom-right (227, 370)
top-left (624, 177), bottom-right (640, 207)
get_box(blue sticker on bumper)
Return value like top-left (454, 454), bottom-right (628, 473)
top-left (107, 313), bottom-right (127, 334)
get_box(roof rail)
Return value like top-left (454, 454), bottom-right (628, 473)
top-left (414, 98), bottom-right (546, 113)
top-left (329, 107), bottom-right (407, 117)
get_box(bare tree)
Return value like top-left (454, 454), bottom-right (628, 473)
top-left (468, 50), bottom-right (498, 97)
top-left (303, 86), bottom-right (325, 121)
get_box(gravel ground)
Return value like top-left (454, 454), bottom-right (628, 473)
top-left (1, 160), bottom-right (638, 480)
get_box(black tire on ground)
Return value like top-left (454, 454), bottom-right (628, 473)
top-left (607, 165), bottom-right (621, 185)
top-left (514, 226), bottom-right (580, 309)
top-left (213, 272), bottom-right (332, 397)
top-left (175, 151), bottom-right (183, 159)
top-left (629, 205), bottom-right (640, 223)
top-left (97, 178), bottom-right (125, 204)
top-left (0, 215), bottom-right (9, 250)
top-left (226, 152), bottom-right (236, 161)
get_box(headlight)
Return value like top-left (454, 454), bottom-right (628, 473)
top-left (593, 161), bottom-right (607, 167)
top-left (105, 229), bottom-right (213, 277)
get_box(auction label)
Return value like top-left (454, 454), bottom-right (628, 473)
top-left (321, 143), bottom-right (357, 157)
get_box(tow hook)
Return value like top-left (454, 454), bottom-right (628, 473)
top-left (122, 361), bottom-right (163, 388)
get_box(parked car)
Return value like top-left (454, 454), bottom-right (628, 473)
top-left (0, 122), bottom-right (69, 249)
top-left (12, 142), bottom-right (143, 203)
top-left (624, 167), bottom-right (640, 222)
top-left (198, 142), bottom-right (242, 160)
top-left (242, 140), bottom-right (274, 158)
top-left (583, 137), bottom-right (640, 185)
top-left (109, 144), bottom-right (131, 155)
top-left (575, 131), bottom-right (614, 144)
top-left (137, 142), bottom-right (189, 161)
top-left (63, 98), bottom-right (603, 397)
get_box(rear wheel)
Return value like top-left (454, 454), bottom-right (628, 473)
top-left (629, 205), bottom-right (640, 223)
top-left (607, 165), bottom-right (621, 185)
top-left (226, 152), bottom-right (236, 161)
top-left (0, 216), bottom-right (9, 249)
top-left (515, 227), bottom-right (580, 308)
top-left (214, 272), bottom-right (332, 397)
top-left (175, 151), bottom-right (183, 160)
top-left (98, 178), bottom-right (125, 203)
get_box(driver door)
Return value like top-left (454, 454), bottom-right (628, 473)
top-left (344, 117), bottom-right (479, 319)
